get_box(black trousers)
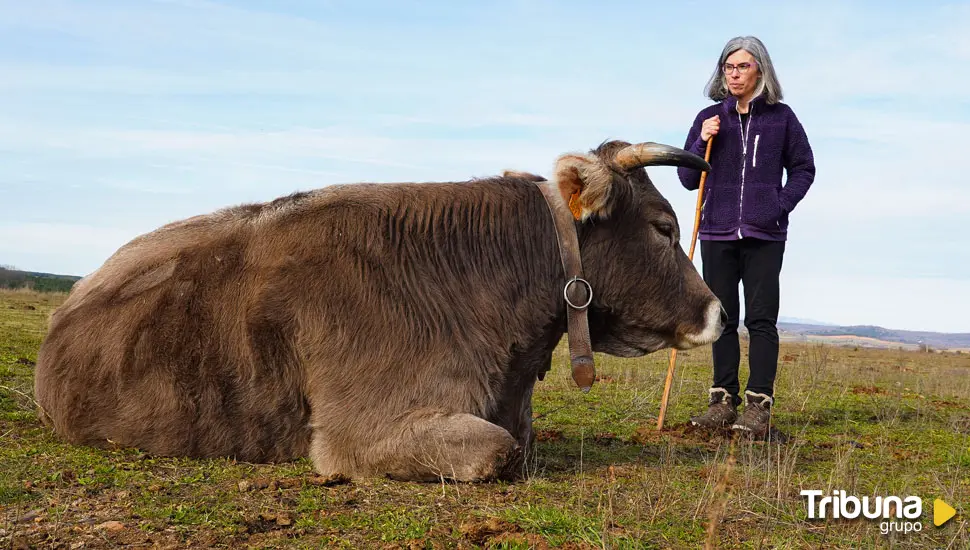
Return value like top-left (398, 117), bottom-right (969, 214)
top-left (700, 238), bottom-right (785, 401)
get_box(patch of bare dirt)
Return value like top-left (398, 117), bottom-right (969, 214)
top-left (242, 511), bottom-right (295, 534)
top-left (630, 422), bottom-right (730, 449)
top-left (237, 473), bottom-right (351, 492)
top-left (458, 516), bottom-right (520, 546)
top-left (534, 429), bottom-right (564, 442)
top-left (933, 398), bottom-right (968, 410)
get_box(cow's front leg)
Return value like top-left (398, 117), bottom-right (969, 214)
top-left (368, 410), bottom-right (523, 482)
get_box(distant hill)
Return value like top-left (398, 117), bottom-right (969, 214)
top-left (773, 322), bottom-right (970, 351)
top-left (0, 266), bottom-right (81, 293)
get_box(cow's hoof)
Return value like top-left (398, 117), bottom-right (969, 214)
top-left (494, 444), bottom-right (525, 482)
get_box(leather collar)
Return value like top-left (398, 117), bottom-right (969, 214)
top-left (536, 181), bottom-right (596, 392)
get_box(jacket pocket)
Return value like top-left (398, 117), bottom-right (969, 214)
top-left (743, 184), bottom-right (784, 232)
top-left (772, 187), bottom-right (782, 227)
top-left (701, 186), bottom-right (739, 232)
top-left (774, 187), bottom-right (790, 230)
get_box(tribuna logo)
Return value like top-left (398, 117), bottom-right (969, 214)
top-left (801, 490), bottom-right (923, 534)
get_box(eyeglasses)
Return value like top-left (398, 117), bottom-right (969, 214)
top-left (722, 62), bottom-right (757, 75)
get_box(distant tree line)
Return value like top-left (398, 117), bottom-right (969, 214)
top-left (0, 266), bottom-right (80, 293)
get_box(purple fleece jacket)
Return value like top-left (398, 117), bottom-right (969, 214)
top-left (677, 94), bottom-right (816, 241)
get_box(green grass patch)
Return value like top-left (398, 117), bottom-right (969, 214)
top-left (2, 289), bottom-right (968, 548)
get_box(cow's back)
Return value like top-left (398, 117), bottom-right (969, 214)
top-left (34, 194), bottom-right (317, 461)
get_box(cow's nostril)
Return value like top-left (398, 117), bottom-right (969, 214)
top-left (719, 305), bottom-right (729, 328)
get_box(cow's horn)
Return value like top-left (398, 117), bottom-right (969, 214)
top-left (613, 142), bottom-right (711, 172)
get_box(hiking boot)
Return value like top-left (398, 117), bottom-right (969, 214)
top-left (732, 391), bottom-right (773, 437)
top-left (690, 388), bottom-right (739, 429)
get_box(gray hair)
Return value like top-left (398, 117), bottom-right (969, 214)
top-left (704, 36), bottom-right (783, 104)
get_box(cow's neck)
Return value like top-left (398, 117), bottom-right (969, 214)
top-left (485, 179), bottom-right (596, 439)
top-left (372, 176), bottom-right (572, 367)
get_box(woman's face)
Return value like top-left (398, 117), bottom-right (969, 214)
top-left (723, 49), bottom-right (760, 100)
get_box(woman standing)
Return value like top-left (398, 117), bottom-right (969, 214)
top-left (677, 36), bottom-right (815, 438)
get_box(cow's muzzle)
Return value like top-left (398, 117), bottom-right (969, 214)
top-left (676, 300), bottom-right (727, 349)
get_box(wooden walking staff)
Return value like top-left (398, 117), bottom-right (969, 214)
top-left (656, 137), bottom-right (714, 430)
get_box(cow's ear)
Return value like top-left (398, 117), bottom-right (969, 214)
top-left (554, 154), bottom-right (614, 221)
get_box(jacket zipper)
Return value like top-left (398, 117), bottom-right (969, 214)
top-left (753, 134), bottom-right (760, 167)
top-left (737, 104), bottom-right (753, 238)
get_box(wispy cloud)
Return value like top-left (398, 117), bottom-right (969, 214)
top-left (2, 0), bottom-right (967, 331)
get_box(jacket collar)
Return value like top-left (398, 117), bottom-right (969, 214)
top-left (724, 93), bottom-right (766, 114)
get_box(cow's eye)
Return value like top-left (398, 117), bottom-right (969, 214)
top-left (653, 221), bottom-right (675, 242)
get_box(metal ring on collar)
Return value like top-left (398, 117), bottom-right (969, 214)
top-left (563, 276), bottom-right (593, 310)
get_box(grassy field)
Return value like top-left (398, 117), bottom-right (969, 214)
top-left (1, 288), bottom-right (968, 549)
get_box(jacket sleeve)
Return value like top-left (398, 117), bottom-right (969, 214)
top-left (778, 109), bottom-right (816, 213)
top-left (677, 111), bottom-right (710, 191)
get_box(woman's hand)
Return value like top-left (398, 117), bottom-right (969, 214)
top-left (700, 115), bottom-right (720, 142)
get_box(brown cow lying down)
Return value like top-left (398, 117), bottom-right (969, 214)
top-left (34, 139), bottom-right (725, 482)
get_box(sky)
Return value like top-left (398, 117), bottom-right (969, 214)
top-left (1, 0), bottom-right (968, 333)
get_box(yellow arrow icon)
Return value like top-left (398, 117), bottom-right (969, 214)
top-left (934, 499), bottom-right (956, 527)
